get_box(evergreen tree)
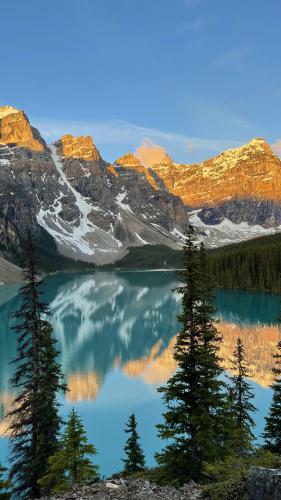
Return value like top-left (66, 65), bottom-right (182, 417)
top-left (228, 337), bottom-right (256, 455)
top-left (263, 340), bottom-right (281, 453)
top-left (8, 235), bottom-right (66, 499)
top-left (38, 408), bottom-right (99, 494)
top-left (0, 464), bottom-right (11, 500)
top-left (156, 226), bottom-right (225, 483)
top-left (207, 232), bottom-right (281, 293)
top-left (218, 386), bottom-right (240, 458)
top-left (123, 413), bottom-right (145, 473)
top-left (36, 323), bottom-right (68, 483)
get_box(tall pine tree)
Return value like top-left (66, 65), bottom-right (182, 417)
top-left (8, 235), bottom-right (66, 498)
top-left (38, 408), bottom-right (99, 494)
top-left (123, 413), bottom-right (145, 473)
top-left (228, 337), bottom-right (256, 456)
top-left (156, 226), bottom-right (225, 483)
top-left (263, 340), bottom-right (281, 453)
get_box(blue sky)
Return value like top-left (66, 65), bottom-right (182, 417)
top-left (1, 0), bottom-right (281, 162)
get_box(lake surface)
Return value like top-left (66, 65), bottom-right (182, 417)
top-left (0, 271), bottom-right (280, 476)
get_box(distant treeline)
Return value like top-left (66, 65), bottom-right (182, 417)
top-left (208, 233), bottom-right (281, 293)
top-left (112, 234), bottom-right (281, 294)
top-left (105, 244), bottom-right (182, 270)
top-left (12, 230), bottom-right (281, 292)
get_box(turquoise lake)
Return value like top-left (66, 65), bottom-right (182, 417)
top-left (0, 271), bottom-right (280, 477)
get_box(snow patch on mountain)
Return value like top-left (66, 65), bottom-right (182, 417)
top-left (0, 145), bottom-right (15, 166)
top-left (49, 144), bottom-right (96, 232)
top-left (37, 145), bottom-right (123, 262)
top-left (0, 106), bottom-right (20, 119)
top-left (115, 189), bottom-right (133, 213)
top-left (135, 232), bottom-right (148, 245)
top-left (171, 228), bottom-right (186, 242)
top-left (189, 210), bottom-right (281, 247)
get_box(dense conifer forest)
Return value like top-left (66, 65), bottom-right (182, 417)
top-left (108, 233), bottom-right (281, 293)
top-left (208, 233), bottom-right (281, 293)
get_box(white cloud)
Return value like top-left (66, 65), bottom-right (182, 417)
top-left (135, 139), bottom-right (171, 167)
top-left (32, 116), bottom-right (242, 162)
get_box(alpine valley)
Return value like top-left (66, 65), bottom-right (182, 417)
top-left (1, 105), bottom-right (281, 271)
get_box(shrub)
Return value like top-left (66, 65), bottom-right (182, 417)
top-left (202, 477), bottom-right (247, 500)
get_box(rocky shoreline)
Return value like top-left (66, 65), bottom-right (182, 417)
top-left (40, 478), bottom-right (202, 499)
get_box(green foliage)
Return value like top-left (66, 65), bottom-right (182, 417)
top-left (106, 233), bottom-right (281, 293)
top-left (227, 338), bottom-right (256, 455)
top-left (127, 466), bottom-right (171, 486)
top-left (123, 413), bottom-right (145, 473)
top-left (38, 408), bottom-right (99, 494)
top-left (0, 465), bottom-right (11, 500)
top-left (202, 449), bottom-right (280, 500)
top-left (156, 227), bottom-right (225, 483)
top-left (202, 477), bottom-right (247, 500)
top-left (208, 233), bottom-right (281, 293)
top-left (203, 449), bottom-right (280, 483)
top-left (8, 235), bottom-right (66, 499)
top-left (119, 449), bottom-right (281, 491)
top-left (263, 340), bottom-right (281, 453)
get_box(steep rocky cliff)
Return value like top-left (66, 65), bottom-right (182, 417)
top-left (0, 106), bottom-right (45, 151)
top-left (150, 138), bottom-right (281, 207)
top-left (40, 139), bottom-right (188, 263)
top-left (0, 107), bottom-right (188, 265)
top-left (148, 138), bottom-right (281, 245)
top-left (0, 108), bottom-right (63, 262)
top-left (2, 104), bottom-right (281, 265)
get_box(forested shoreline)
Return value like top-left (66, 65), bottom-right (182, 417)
top-left (107, 233), bottom-right (281, 294)
top-left (208, 233), bottom-right (281, 293)
top-left (5, 232), bottom-right (281, 292)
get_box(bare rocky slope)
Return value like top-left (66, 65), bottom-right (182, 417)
top-left (0, 256), bottom-right (22, 283)
top-left (39, 478), bottom-right (202, 500)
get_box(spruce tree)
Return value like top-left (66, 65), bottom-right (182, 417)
top-left (0, 464), bottom-right (11, 500)
top-left (219, 386), bottom-right (240, 458)
top-left (8, 235), bottom-right (66, 498)
top-left (156, 226), bottom-right (225, 483)
top-left (228, 337), bottom-right (256, 455)
top-left (263, 340), bottom-right (281, 453)
top-left (38, 408), bottom-right (99, 494)
top-left (123, 413), bottom-right (145, 473)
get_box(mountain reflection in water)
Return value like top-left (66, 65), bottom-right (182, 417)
top-left (0, 271), bottom-right (280, 475)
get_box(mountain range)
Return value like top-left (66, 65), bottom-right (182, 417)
top-left (1, 105), bottom-right (281, 269)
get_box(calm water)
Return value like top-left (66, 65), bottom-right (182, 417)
top-left (0, 271), bottom-right (280, 476)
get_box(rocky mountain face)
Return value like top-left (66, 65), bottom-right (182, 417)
top-left (0, 106), bottom-right (188, 265)
top-left (0, 107), bottom-right (60, 259)
top-left (1, 104), bottom-right (281, 265)
top-left (0, 106), bottom-right (45, 151)
top-left (147, 138), bottom-right (281, 246)
top-left (150, 138), bottom-right (281, 206)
